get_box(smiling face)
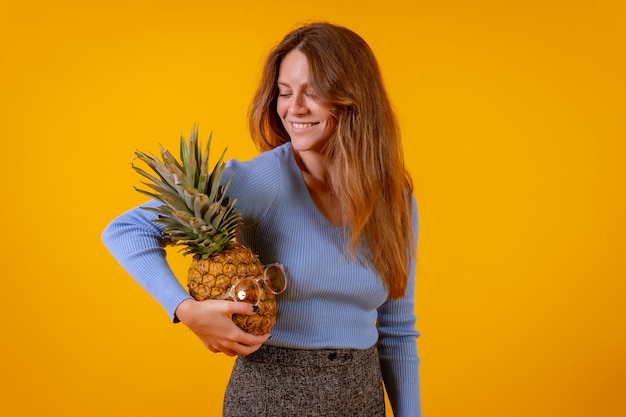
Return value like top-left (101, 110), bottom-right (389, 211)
top-left (276, 49), bottom-right (335, 154)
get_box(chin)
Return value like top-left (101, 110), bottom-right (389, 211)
top-left (290, 134), bottom-right (330, 153)
top-left (290, 140), bottom-right (323, 154)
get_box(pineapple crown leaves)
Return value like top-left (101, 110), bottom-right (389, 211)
top-left (131, 125), bottom-right (241, 259)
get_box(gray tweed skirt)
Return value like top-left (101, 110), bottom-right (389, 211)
top-left (223, 344), bottom-right (385, 417)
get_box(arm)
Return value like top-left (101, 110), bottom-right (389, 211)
top-left (101, 199), bottom-right (190, 320)
top-left (377, 279), bottom-right (421, 417)
top-left (377, 197), bottom-right (421, 417)
top-left (101, 199), bottom-right (269, 355)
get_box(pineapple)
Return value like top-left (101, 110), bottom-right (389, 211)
top-left (132, 125), bottom-right (277, 335)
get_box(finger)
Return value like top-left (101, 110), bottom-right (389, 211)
top-left (237, 331), bottom-right (271, 347)
top-left (218, 344), bottom-right (238, 357)
top-left (226, 301), bottom-right (260, 316)
top-left (236, 342), bottom-right (265, 356)
top-left (207, 343), bottom-right (237, 357)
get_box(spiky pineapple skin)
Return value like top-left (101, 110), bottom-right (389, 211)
top-left (187, 243), bottom-right (277, 335)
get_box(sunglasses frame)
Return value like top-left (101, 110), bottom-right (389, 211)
top-left (222, 263), bottom-right (287, 306)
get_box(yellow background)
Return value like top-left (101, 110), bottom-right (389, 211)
top-left (1, 0), bottom-right (624, 416)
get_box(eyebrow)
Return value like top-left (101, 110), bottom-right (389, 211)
top-left (277, 81), bottom-right (309, 89)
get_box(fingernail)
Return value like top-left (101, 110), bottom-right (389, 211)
top-left (252, 305), bottom-right (260, 313)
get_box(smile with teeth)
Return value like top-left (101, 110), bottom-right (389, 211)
top-left (291, 122), bottom-right (318, 129)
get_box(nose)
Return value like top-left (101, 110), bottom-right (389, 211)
top-left (289, 93), bottom-right (308, 115)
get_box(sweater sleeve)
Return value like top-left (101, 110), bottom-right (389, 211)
top-left (100, 150), bottom-right (281, 323)
top-left (221, 150), bottom-right (281, 223)
top-left (377, 196), bottom-right (421, 417)
top-left (101, 199), bottom-right (192, 322)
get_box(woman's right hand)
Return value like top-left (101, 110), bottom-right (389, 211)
top-left (174, 298), bottom-right (270, 357)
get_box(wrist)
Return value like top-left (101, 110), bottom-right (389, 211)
top-left (174, 297), bottom-right (195, 324)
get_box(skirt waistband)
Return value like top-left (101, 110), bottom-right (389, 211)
top-left (244, 344), bottom-right (378, 367)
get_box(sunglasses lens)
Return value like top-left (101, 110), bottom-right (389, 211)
top-left (232, 280), bottom-right (260, 304)
top-left (265, 264), bottom-right (287, 293)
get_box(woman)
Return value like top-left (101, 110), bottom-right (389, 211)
top-left (102, 22), bottom-right (421, 416)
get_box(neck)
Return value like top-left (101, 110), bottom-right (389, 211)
top-left (293, 149), bottom-right (331, 190)
top-left (293, 148), bottom-right (344, 225)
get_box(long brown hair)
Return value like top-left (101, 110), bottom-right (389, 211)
top-left (249, 22), bottom-right (414, 299)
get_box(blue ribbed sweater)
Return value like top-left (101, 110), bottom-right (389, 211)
top-left (101, 142), bottom-right (421, 416)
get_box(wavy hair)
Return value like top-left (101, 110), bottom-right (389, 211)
top-left (249, 22), bottom-right (414, 299)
